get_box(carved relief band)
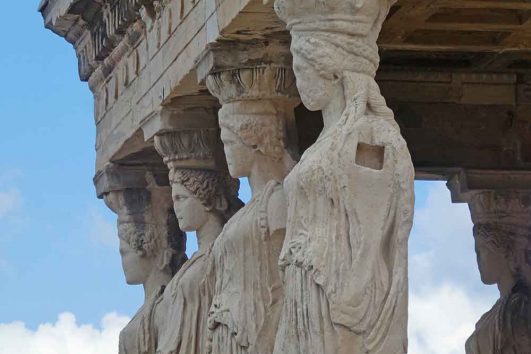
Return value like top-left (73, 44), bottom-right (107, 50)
top-left (273, 0), bottom-right (415, 353)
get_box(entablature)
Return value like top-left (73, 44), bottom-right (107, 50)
top-left (40, 0), bottom-right (531, 180)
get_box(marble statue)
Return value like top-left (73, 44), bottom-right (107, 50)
top-left (150, 127), bottom-right (243, 354)
top-left (206, 66), bottom-right (300, 354)
top-left (465, 191), bottom-right (531, 354)
top-left (154, 167), bottom-right (243, 354)
top-left (96, 164), bottom-right (187, 354)
top-left (273, 1), bottom-right (415, 353)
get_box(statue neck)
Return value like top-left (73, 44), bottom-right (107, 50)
top-left (197, 214), bottom-right (223, 252)
top-left (321, 85), bottom-right (346, 134)
top-left (143, 267), bottom-right (171, 303)
top-left (248, 157), bottom-right (286, 196)
top-left (498, 272), bottom-right (517, 298)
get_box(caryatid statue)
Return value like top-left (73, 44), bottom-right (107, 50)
top-left (205, 65), bottom-right (300, 354)
top-left (463, 191), bottom-right (531, 354)
top-left (273, 0), bottom-right (415, 353)
top-left (95, 163), bottom-right (187, 354)
top-left (153, 128), bottom-right (243, 354)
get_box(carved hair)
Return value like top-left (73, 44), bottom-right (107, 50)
top-left (169, 168), bottom-right (243, 222)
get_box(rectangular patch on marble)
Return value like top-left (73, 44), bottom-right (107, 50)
top-left (355, 142), bottom-right (385, 170)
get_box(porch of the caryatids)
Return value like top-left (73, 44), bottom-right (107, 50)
top-left (140, 96), bottom-right (243, 354)
top-left (197, 41), bottom-right (301, 354)
top-left (94, 162), bottom-right (187, 354)
top-left (272, 0), bottom-right (415, 353)
top-left (448, 170), bottom-right (531, 354)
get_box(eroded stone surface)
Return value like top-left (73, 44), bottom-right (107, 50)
top-left (448, 172), bottom-right (531, 354)
top-left (94, 163), bottom-right (187, 354)
top-left (150, 112), bottom-right (244, 354)
top-left (205, 64), bottom-right (299, 354)
top-left (273, 0), bottom-right (415, 353)
top-left (40, 0), bottom-right (531, 353)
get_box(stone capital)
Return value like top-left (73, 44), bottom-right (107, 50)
top-left (196, 40), bottom-right (300, 111)
top-left (206, 65), bottom-right (299, 105)
top-left (141, 95), bottom-right (220, 142)
top-left (94, 162), bottom-right (169, 199)
top-left (447, 169), bottom-right (531, 227)
top-left (195, 40), bottom-right (294, 85)
top-left (154, 129), bottom-right (220, 171)
top-left (139, 94), bottom-right (225, 172)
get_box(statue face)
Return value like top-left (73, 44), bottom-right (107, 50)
top-left (292, 53), bottom-right (337, 111)
top-left (118, 222), bottom-right (155, 285)
top-left (475, 237), bottom-right (509, 286)
top-left (171, 183), bottom-right (210, 232)
top-left (220, 127), bottom-right (255, 178)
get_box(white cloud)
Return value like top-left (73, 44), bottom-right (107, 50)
top-left (0, 312), bottom-right (129, 354)
top-left (0, 188), bottom-right (22, 220)
top-left (409, 283), bottom-right (496, 354)
top-left (87, 208), bottom-right (117, 248)
top-left (407, 182), bottom-right (499, 353)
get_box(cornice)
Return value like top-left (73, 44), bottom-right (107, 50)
top-left (40, 0), bottom-right (158, 82)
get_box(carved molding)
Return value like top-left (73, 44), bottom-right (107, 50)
top-left (40, 0), bottom-right (160, 82)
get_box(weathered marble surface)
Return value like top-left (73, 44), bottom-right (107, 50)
top-left (41, 1), bottom-right (531, 353)
top-left (155, 168), bottom-right (242, 354)
top-left (205, 65), bottom-right (299, 354)
top-left (273, 0), bottom-right (415, 353)
top-left (151, 123), bottom-right (243, 354)
top-left (466, 192), bottom-right (531, 354)
top-left (95, 163), bottom-right (187, 354)
top-left (448, 172), bottom-right (531, 354)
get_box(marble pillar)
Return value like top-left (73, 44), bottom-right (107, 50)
top-left (94, 163), bottom-right (187, 354)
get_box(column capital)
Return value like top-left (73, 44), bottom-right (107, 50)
top-left (195, 39), bottom-right (294, 85)
top-left (154, 129), bottom-right (221, 171)
top-left (140, 94), bottom-right (220, 142)
top-left (447, 169), bottom-right (531, 227)
top-left (139, 93), bottom-right (226, 172)
top-left (206, 65), bottom-right (299, 105)
top-left (94, 162), bottom-right (169, 199)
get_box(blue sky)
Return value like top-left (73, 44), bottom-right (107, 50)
top-left (0, 2), bottom-right (142, 328)
top-left (0, 3), bottom-right (499, 354)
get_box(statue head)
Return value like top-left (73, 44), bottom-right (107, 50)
top-left (207, 66), bottom-right (300, 179)
top-left (103, 174), bottom-right (186, 285)
top-left (169, 168), bottom-right (243, 231)
top-left (219, 100), bottom-right (296, 178)
top-left (473, 223), bottom-right (529, 288)
top-left (468, 191), bottom-right (531, 289)
top-left (274, 0), bottom-right (395, 111)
